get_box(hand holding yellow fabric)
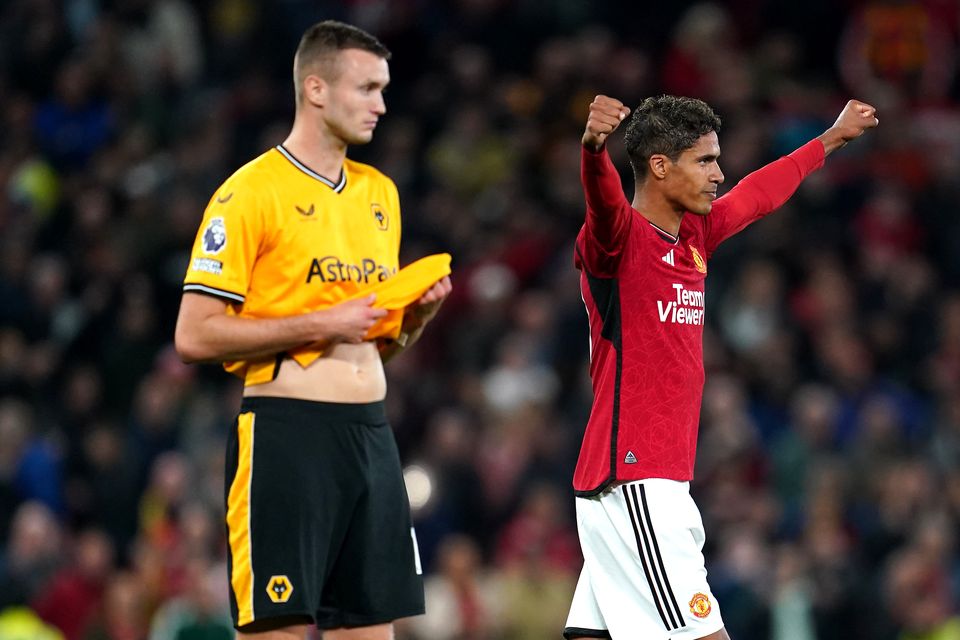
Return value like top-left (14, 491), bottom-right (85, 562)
top-left (226, 253), bottom-right (452, 385)
top-left (288, 252), bottom-right (452, 366)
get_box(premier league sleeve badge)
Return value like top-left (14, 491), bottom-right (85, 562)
top-left (202, 217), bottom-right (227, 255)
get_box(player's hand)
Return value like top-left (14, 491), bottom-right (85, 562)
top-left (315, 294), bottom-right (388, 344)
top-left (819, 99), bottom-right (878, 156)
top-left (405, 276), bottom-right (452, 330)
top-left (582, 95), bottom-right (631, 152)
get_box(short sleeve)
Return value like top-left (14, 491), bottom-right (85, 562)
top-left (182, 184), bottom-right (264, 304)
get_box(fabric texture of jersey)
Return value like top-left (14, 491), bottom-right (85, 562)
top-left (182, 145), bottom-right (404, 384)
top-left (225, 397), bottom-right (425, 630)
top-left (573, 139), bottom-right (824, 494)
top-left (564, 479), bottom-right (723, 640)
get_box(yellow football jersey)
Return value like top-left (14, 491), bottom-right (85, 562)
top-left (184, 145), bottom-right (424, 385)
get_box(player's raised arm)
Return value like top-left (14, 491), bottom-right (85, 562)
top-left (705, 98), bottom-right (879, 252)
top-left (579, 96), bottom-right (634, 276)
top-left (817, 99), bottom-right (879, 156)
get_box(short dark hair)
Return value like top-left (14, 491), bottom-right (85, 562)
top-left (623, 95), bottom-right (721, 180)
top-left (294, 20), bottom-right (391, 100)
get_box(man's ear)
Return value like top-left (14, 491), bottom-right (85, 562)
top-left (649, 154), bottom-right (669, 180)
top-left (303, 74), bottom-right (327, 108)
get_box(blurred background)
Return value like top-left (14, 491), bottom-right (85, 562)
top-left (1, 0), bottom-right (959, 638)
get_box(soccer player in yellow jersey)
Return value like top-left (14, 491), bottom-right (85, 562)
top-left (174, 20), bottom-right (451, 640)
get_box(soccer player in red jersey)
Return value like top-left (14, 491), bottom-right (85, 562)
top-left (563, 95), bottom-right (878, 640)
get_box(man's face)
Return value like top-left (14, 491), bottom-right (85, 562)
top-left (662, 131), bottom-right (724, 216)
top-left (322, 49), bottom-right (390, 145)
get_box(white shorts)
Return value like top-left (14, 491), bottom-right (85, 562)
top-left (564, 479), bottom-right (724, 640)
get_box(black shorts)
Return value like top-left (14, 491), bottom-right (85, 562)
top-left (224, 397), bottom-right (424, 630)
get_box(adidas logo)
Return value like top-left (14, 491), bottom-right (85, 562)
top-left (661, 250), bottom-right (675, 266)
top-left (624, 451), bottom-right (637, 464)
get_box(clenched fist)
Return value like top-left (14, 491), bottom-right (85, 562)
top-left (819, 99), bottom-right (879, 156)
top-left (582, 95), bottom-right (631, 152)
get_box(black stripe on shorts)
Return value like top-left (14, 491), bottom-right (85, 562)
top-left (563, 627), bottom-right (612, 639)
top-left (622, 484), bottom-right (685, 631)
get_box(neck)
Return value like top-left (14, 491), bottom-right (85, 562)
top-left (282, 114), bottom-right (347, 180)
top-left (632, 187), bottom-right (684, 237)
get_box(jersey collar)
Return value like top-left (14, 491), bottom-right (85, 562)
top-left (275, 145), bottom-right (347, 193)
top-left (648, 221), bottom-right (679, 245)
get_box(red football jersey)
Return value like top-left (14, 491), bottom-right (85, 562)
top-left (573, 140), bottom-right (824, 495)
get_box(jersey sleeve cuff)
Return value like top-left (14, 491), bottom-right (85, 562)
top-left (789, 139), bottom-right (826, 174)
top-left (581, 144), bottom-right (614, 174)
top-left (182, 283), bottom-right (245, 304)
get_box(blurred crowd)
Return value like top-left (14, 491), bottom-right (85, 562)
top-left (1, 0), bottom-right (960, 639)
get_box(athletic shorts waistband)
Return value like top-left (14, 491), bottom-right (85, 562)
top-left (240, 396), bottom-right (387, 425)
top-left (612, 478), bottom-right (690, 491)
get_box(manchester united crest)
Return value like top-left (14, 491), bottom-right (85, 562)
top-left (689, 592), bottom-right (712, 618)
top-left (688, 244), bottom-right (707, 274)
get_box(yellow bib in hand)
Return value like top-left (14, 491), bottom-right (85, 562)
top-left (229, 253), bottom-right (451, 386)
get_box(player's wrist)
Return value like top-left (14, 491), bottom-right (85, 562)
top-left (401, 314), bottom-right (425, 333)
top-left (582, 138), bottom-right (605, 153)
top-left (816, 127), bottom-right (848, 156)
top-left (407, 299), bottom-right (441, 328)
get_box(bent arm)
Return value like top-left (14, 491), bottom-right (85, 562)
top-left (706, 99), bottom-right (879, 252)
top-left (705, 140), bottom-right (824, 251)
top-left (174, 293), bottom-right (386, 363)
top-left (727, 140), bottom-right (824, 212)
top-left (379, 275), bottom-right (452, 363)
top-left (174, 294), bottom-right (321, 363)
top-left (706, 99), bottom-right (878, 252)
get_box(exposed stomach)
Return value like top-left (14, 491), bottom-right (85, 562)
top-left (243, 341), bottom-right (386, 403)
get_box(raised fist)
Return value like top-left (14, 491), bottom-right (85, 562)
top-left (582, 95), bottom-right (631, 152)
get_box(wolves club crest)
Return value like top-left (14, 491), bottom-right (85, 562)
top-left (371, 204), bottom-right (388, 231)
top-left (266, 575), bottom-right (293, 603)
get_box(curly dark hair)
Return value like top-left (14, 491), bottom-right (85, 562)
top-left (623, 95), bottom-right (721, 180)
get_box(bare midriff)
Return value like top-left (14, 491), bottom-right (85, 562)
top-left (242, 341), bottom-right (386, 403)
